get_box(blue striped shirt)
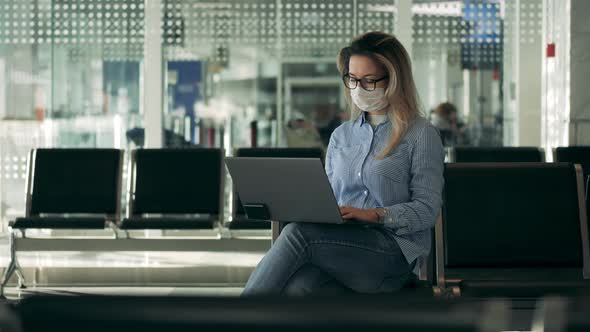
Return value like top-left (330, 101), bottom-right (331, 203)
top-left (325, 112), bottom-right (445, 274)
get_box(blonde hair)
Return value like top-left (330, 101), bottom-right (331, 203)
top-left (337, 31), bottom-right (422, 159)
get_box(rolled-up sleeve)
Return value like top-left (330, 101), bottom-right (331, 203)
top-left (382, 125), bottom-right (444, 235)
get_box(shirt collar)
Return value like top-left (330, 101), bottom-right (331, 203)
top-left (357, 112), bottom-right (368, 127)
top-left (357, 111), bottom-right (392, 128)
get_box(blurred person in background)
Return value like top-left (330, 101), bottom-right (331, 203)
top-left (430, 102), bottom-right (468, 146)
top-left (311, 104), bottom-right (342, 148)
top-left (285, 112), bottom-right (325, 150)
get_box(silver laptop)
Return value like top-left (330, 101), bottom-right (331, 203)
top-left (225, 157), bottom-right (351, 224)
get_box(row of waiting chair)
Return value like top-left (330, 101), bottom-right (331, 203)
top-left (446, 146), bottom-right (590, 298)
top-left (12, 146), bottom-right (590, 232)
top-left (0, 147), bottom-right (324, 296)
top-left (11, 147), bottom-right (325, 234)
top-left (2, 146), bottom-right (590, 299)
top-left (436, 162), bottom-right (590, 298)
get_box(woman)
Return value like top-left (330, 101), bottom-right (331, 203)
top-left (242, 32), bottom-right (444, 296)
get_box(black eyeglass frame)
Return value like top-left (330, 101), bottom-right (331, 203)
top-left (342, 73), bottom-right (389, 91)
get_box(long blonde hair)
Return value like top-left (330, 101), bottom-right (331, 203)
top-left (337, 31), bottom-right (422, 159)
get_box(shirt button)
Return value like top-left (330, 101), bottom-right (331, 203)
top-left (363, 190), bottom-right (368, 195)
top-left (358, 172), bottom-right (361, 177)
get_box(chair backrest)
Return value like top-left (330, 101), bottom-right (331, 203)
top-left (555, 146), bottom-right (590, 182)
top-left (233, 147), bottom-right (324, 216)
top-left (18, 294), bottom-right (510, 332)
top-left (27, 149), bottom-right (123, 218)
top-left (439, 163), bottom-right (589, 285)
top-left (450, 147), bottom-right (545, 163)
top-left (128, 148), bottom-right (223, 216)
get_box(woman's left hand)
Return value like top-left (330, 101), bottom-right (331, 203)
top-left (339, 206), bottom-right (379, 223)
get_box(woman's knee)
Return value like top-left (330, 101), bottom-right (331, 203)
top-left (281, 222), bottom-right (303, 236)
top-left (280, 222), bottom-right (323, 240)
top-left (279, 223), bottom-right (305, 242)
top-left (275, 223), bottom-right (310, 254)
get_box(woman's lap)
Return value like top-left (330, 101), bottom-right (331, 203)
top-left (242, 222), bottom-right (413, 296)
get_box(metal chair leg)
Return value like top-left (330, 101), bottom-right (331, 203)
top-left (0, 259), bottom-right (16, 298)
top-left (0, 231), bottom-right (19, 297)
top-left (108, 222), bottom-right (120, 239)
top-left (14, 260), bottom-right (26, 289)
top-left (9, 231), bottom-right (25, 289)
top-left (9, 230), bottom-right (25, 289)
top-left (585, 175), bottom-right (588, 200)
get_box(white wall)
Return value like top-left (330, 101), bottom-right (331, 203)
top-left (0, 58), bottom-right (5, 119)
top-left (6, 47), bottom-right (35, 120)
top-left (517, 38), bottom-right (543, 147)
top-left (570, 0), bottom-right (590, 144)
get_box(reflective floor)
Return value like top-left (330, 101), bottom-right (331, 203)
top-left (4, 286), bottom-right (244, 300)
top-left (0, 234), bottom-right (267, 289)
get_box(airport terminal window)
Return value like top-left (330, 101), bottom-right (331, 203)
top-left (412, 0), bottom-right (543, 147)
top-left (0, 0), bottom-right (145, 229)
top-left (0, 0), bottom-right (566, 233)
top-left (160, 0), bottom-right (546, 152)
top-left (162, 0), bottom-right (397, 151)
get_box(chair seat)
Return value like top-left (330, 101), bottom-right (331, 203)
top-left (460, 279), bottom-right (590, 297)
top-left (11, 217), bottom-right (107, 229)
top-left (120, 217), bottom-right (216, 230)
top-left (228, 217), bottom-right (271, 230)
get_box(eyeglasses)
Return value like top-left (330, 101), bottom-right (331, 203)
top-left (342, 73), bottom-right (388, 91)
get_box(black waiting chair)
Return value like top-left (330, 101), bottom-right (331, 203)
top-left (1, 148), bottom-right (124, 296)
top-left (119, 148), bottom-right (224, 231)
top-left (16, 294), bottom-right (511, 332)
top-left (555, 147), bottom-right (590, 177)
top-left (450, 147), bottom-right (545, 163)
top-left (438, 163), bottom-right (590, 298)
top-left (228, 147), bottom-right (324, 231)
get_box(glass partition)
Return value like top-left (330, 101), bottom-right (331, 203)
top-left (0, 0), bottom-right (144, 229)
top-left (0, 0), bottom-right (558, 233)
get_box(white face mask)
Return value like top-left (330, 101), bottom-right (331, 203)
top-left (350, 87), bottom-right (389, 113)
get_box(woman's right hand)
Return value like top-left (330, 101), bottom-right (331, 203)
top-left (339, 206), bottom-right (380, 223)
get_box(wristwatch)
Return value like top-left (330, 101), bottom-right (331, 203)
top-left (375, 207), bottom-right (388, 224)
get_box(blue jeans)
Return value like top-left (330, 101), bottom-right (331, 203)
top-left (242, 222), bottom-right (414, 296)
